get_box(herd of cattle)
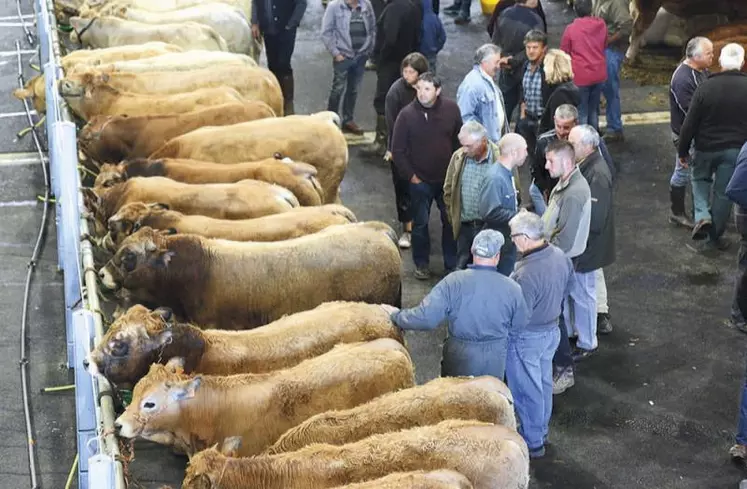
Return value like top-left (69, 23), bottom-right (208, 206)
top-left (11, 0), bottom-right (536, 487)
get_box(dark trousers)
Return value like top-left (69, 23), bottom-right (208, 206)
top-left (328, 55), bottom-right (367, 125)
top-left (264, 29), bottom-right (297, 78)
top-left (390, 160), bottom-right (411, 224)
top-left (456, 222), bottom-right (517, 276)
top-left (499, 76), bottom-right (521, 126)
top-left (732, 209), bottom-right (747, 325)
top-left (373, 61), bottom-right (401, 115)
top-left (410, 180), bottom-right (457, 270)
top-left (516, 115), bottom-right (539, 156)
top-left (553, 304), bottom-right (574, 370)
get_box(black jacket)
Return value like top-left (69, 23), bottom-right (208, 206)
top-left (492, 5), bottom-right (544, 90)
top-left (252, 0), bottom-right (307, 34)
top-left (538, 81), bottom-right (580, 135)
top-left (678, 70), bottom-right (747, 157)
top-left (373, 0), bottom-right (423, 65)
top-left (487, 0), bottom-right (546, 38)
top-left (575, 150), bottom-right (615, 272)
top-left (385, 77), bottom-right (417, 149)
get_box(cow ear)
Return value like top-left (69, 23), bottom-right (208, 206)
top-left (169, 376), bottom-right (201, 402)
top-left (151, 203), bottom-right (169, 210)
top-left (220, 437), bottom-right (242, 457)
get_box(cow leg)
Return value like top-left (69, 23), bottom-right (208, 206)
top-left (626, 3), bottom-right (661, 63)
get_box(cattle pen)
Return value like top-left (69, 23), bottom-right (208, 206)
top-left (12, 0), bottom-right (126, 487)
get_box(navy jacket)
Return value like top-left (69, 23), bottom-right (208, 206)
top-left (252, 0), bottom-right (307, 34)
top-left (726, 142), bottom-right (747, 213)
top-left (419, 0), bottom-right (446, 57)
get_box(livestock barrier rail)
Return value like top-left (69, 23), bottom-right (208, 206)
top-left (27, 0), bottom-right (126, 487)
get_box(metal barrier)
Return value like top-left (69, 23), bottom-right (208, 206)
top-left (32, 0), bottom-right (126, 487)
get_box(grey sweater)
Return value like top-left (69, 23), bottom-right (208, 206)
top-left (511, 243), bottom-right (573, 332)
top-left (542, 167), bottom-right (591, 259)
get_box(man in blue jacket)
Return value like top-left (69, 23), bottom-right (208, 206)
top-left (386, 229), bottom-right (529, 379)
top-left (252, 0), bottom-right (308, 115)
top-left (726, 141), bottom-right (747, 333)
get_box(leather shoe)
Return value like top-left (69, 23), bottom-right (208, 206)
top-left (342, 121), bottom-right (364, 135)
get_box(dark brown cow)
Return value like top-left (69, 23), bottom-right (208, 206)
top-left (97, 224), bottom-right (402, 329)
top-left (78, 103), bottom-right (275, 163)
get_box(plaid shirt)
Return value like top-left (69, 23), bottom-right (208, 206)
top-left (523, 63), bottom-right (544, 118)
top-left (460, 148), bottom-right (493, 222)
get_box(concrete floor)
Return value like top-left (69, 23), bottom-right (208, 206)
top-left (3, 0), bottom-right (747, 487)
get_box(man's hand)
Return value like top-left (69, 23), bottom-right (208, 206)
top-left (679, 156), bottom-right (689, 169)
top-left (520, 102), bottom-right (526, 120)
top-left (380, 304), bottom-right (400, 316)
top-left (410, 175), bottom-right (422, 184)
top-left (251, 24), bottom-right (260, 39)
top-left (334, 54), bottom-right (345, 62)
top-left (383, 150), bottom-right (392, 162)
top-left (499, 56), bottom-right (512, 67)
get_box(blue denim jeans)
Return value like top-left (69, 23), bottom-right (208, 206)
top-left (602, 48), bottom-right (624, 133)
top-left (553, 305), bottom-right (574, 370)
top-left (736, 352), bottom-right (747, 445)
top-left (506, 327), bottom-right (560, 450)
top-left (691, 148), bottom-right (739, 242)
top-left (529, 181), bottom-right (547, 216)
top-left (732, 210), bottom-right (747, 324)
top-left (578, 83), bottom-right (604, 132)
top-left (670, 132), bottom-right (693, 188)
top-left (409, 181), bottom-right (457, 270)
top-left (426, 54), bottom-right (438, 75)
top-left (458, 0), bottom-right (472, 18)
top-left (327, 54), bottom-right (367, 125)
top-left (564, 270), bottom-right (598, 350)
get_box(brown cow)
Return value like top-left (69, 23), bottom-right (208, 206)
top-left (66, 65), bottom-right (282, 115)
top-left (328, 471), bottom-right (474, 489)
top-left (85, 301), bottom-right (403, 388)
top-left (114, 339), bottom-right (415, 456)
top-left (149, 112), bottom-right (347, 203)
top-left (180, 420), bottom-right (529, 489)
top-left (59, 76), bottom-right (250, 120)
top-left (83, 176), bottom-right (299, 236)
top-left (94, 157), bottom-right (323, 206)
top-left (267, 376), bottom-right (516, 455)
top-left (77, 103), bottom-right (270, 163)
top-left (103, 202), bottom-right (356, 250)
top-left (627, 1), bottom-right (747, 62)
top-left (97, 223), bottom-right (402, 328)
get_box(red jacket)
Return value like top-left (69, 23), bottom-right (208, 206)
top-left (560, 17), bottom-right (608, 87)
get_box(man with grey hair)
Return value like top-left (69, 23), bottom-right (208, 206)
top-left (507, 210), bottom-right (573, 458)
top-left (542, 138), bottom-right (591, 393)
top-left (444, 120), bottom-right (499, 269)
top-left (568, 124), bottom-right (615, 352)
top-left (679, 42), bottom-right (747, 252)
top-left (386, 229), bottom-right (528, 379)
top-left (456, 44), bottom-right (510, 143)
top-left (667, 36), bottom-right (713, 229)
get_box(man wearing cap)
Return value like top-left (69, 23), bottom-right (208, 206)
top-left (507, 210), bottom-right (573, 458)
top-left (384, 229), bottom-right (529, 379)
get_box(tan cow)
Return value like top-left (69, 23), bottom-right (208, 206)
top-left (180, 420), bottom-right (529, 489)
top-left (59, 77), bottom-right (250, 120)
top-left (97, 224), bottom-right (402, 328)
top-left (114, 339), bottom-right (415, 456)
top-left (85, 301), bottom-right (403, 387)
top-left (150, 112), bottom-right (347, 203)
top-left (77, 103), bottom-right (270, 163)
top-left (69, 16), bottom-right (229, 51)
top-left (83, 177), bottom-right (299, 235)
top-left (328, 471), bottom-right (474, 489)
top-left (267, 376), bottom-right (516, 455)
top-left (105, 3), bottom-right (252, 54)
top-left (103, 203), bottom-right (356, 250)
top-left (95, 50), bottom-right (256, 73)
top-left (95, 158), bottom-right (321, 206)
top-left (66, 66), bottom-right (282, 115)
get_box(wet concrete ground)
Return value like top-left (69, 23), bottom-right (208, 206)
top-left (2, 0), bottom-right (747, 487)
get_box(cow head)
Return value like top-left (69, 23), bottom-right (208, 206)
top-left (104, 203), bottom-right (173, 251)
top-left (95, 163), bottom-right (126, 189)
top-left (182, 438), bottom-right (243, 489)
top-left (85, 304), bottom-right (177, 387)
top-left (114, 359), bottom-right (202, 444)
top-left (98, 226), bottom-right (175, 290)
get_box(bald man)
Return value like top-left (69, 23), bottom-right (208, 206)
top-left (478, 133), bottom-right (528, 275)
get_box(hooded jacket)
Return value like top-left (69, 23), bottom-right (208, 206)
top-left (419, 0), bottom-right (446, 57)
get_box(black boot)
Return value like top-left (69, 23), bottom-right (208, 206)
top-left (669, 185), bottom-right (693, 229)
top-left (360, 114), bottom-right (387, 157)
top-left (279, 72), bottom-right (295, 115)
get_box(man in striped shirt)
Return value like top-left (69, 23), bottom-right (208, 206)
top-left (668, 36), bottom-right (712, 229)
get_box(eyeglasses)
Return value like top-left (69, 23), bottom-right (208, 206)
top-left (510, 233), bottom-right (527, 239)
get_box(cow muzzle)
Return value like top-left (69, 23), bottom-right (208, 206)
top-left (98, 266), bottom-right (118, 290)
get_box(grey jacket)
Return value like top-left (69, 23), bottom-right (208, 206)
top-left (321, 0), bottom-right (376, 59)
top-left (575, 150), bottom-right (615, 272)
top-left (542, 166), bottom-right (591, 260)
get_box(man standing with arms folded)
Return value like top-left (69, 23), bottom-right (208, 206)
top-left (392, 72), bottom-right (462, 279)
top-left (678, 43), bottom-right (747, 252)
top-left (321, 0), bottom-right (377, 135)
top-left (542, 139), bottom-right (591, 393)
top-left (667, 36), bottom-right (712, 229)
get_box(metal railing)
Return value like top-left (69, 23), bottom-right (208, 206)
top-left (31, 0), bottom-right (126, 487)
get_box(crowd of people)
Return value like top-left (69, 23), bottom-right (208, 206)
top-left (251, 0), bottom-right (747, 470)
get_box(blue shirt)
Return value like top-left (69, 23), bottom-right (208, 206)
top-left (478, 162), bottom-right (518, 234)
top-left (391, 265), bottom-right (529, 342)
